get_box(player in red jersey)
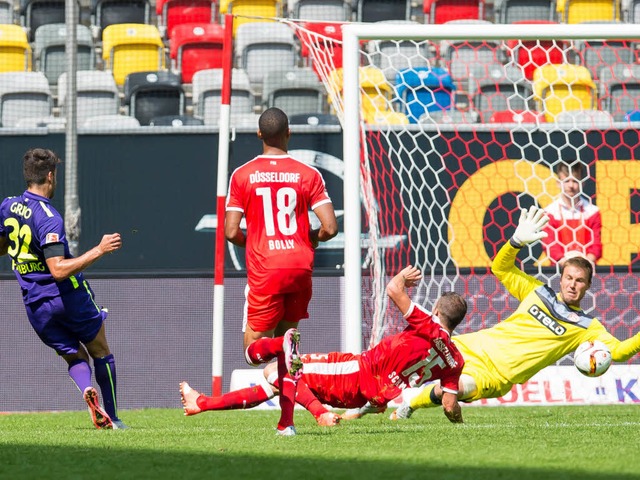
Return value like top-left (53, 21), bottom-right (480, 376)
top-left (180, 265), bottom-right (467, 425)
top-left (224, 107), bottom-right (338, 435)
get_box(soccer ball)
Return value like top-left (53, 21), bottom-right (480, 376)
top-left (573, 340), bottom-right (612, 377)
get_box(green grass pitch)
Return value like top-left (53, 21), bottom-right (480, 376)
top-left (1, 405), bottom-right (639, 480)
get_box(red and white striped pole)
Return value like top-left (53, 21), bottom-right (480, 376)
top-left (212, 13), bottom-right (234, 396)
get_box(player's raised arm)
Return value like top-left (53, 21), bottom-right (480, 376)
top-left (387, 265), bottom-right (423, 315)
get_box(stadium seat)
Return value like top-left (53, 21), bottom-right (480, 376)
top-left (555, 109), bottom-right (614, 128)
top-left (81, 113), bottom-right (140, 129)
top-left (558, 0), bottom-right (620, 23)
top-left (532, 64), bottom-right (596, 122)
top-left (418, 108), bottom-right (479, 124)
top-left (368, 20), bottom-right (436, 83)
top-left (169, 23), bottom-right (225, 83)
top-left (297, 22), bottom-right (344, 77)
top-left (330, 65), bottom-right (409, 125)
top-left (394, 67), bottom-right (456, 123)
top-left (0, 71), bottom-right (51, 127)
top-left (192, 68), bottom-right (256, 125)
top-left (149, 114), bottom-right (204, 125)
top-left (157, 0), bottom-right (216, 39)
top-left (0, 0), bottom-right (15, 23)
top-left (19, 0), bottom-right (80, 42)
top-left (58, 70), bottom-right (120, 126)
top-left (225, 0), bottom-right (282, 36)
top-left (34, 24), bottom-right (95, 85)
top-left (494, 0), bottom-right (556, 23)
top-left (0, 24), bottom-right (31, 73)
top-left (102, 23), bottom-right (165, 85)
top-left (291, 0), bottom-right (352, 21)
top-left (124, 70), bottom-right (185, 125)
top-left (489, 109), bottom-right (546, 124)
top-left (423, 0), bottom-right (484, 24)
top-left (624, 109), bottom-right (640, 121)
top-left (505, 21), bottom-right (566, 80)
top-left (15, 115), bottom-right (65, 129)
top-left (623, 0), bottom-right (640, 22)
top-left (599, 63), bottom-right (640, 120)
top-left (289, 112), bottom-right (341, 125)
top-left (471, 65), bottom-right (533, 123)
top-left (356, 0), bottom-right (411, 22)
top-left (92, 0), bottom-right (152, 38)
top-left (235, 21), bottom-right (297, 89)
top-left (574, 35), bottom-right (636, 81)
top-left (262, 67), bottom-right (326, 116)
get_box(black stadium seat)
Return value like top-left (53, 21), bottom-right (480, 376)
top-left (124, 71), bottom-right (185, 126)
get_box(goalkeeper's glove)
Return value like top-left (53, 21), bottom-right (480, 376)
top-left (511, 206), bottom-right (549, 248)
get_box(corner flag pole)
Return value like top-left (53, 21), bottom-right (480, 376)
top-left (212, 13), bottom-right (234, 396)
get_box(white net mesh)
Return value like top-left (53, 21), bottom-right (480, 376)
top-left (287, 19), bottom-right (640, 353)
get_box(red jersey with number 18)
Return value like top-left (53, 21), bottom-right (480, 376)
top-left (226, 154), bottom-right (332, 294)
top-left (357, 302), bottom-right (464, 406)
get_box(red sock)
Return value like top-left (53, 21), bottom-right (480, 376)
top-left (295, 378), bottom-right (329, 419)
top-left (276, 353), bottom-right (296, 430)
top-left (246, 337), bottom-right (283, 365)
top-left (196, 384), bottom-right (274, 411)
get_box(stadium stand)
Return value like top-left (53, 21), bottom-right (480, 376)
top-left (102, 23), bottom-right (165, 85)
top-left (622, 0), bottom-right (640, 21)
top-left (505, 21), bottom-right (567, 80)
top-left (91, 0), bottom-right (152, 39)
top-left (157, 0), bottom-right (217, 39)
top-left (532, 63), bottom-right (597, 122)
top-left (58, 70), bottom-right (121, 126)
top-left (291, 0), bottom-right (352, 21)
top-left (170, 22), bottom-right (225, 83)
top-left (15, 115), bottom-right (65, 128)
top-left (471, 65), bottom-right (533, 123)
top-left (81, 113), bottom-right (140, 128)
top-left (599, 63), bottom-right (640, 120)
top-left (394, 66), bottom-right (455, 124)
top-left (224, 0), bottom-right (282, 36)
top-left (234, 21), bottom-right (297, 90)
top-left (262, 67), bottom-right (325, 116)
top-left (368, 20), bottom-right (436, 83)
top-left (0, 71), bottom-right (51, 127)
top-left (0, 24), bottom-right (32, 73)
top-left (574, 35), bottom-right (636, 81)
top-left (555, 109), bottom-right (614, 128)
top-left (494, 0), bottom-right (556, 23)
top-left (488, 109), bottom-right (546, 124)
top-left (124, 70), bottom-right (185, 125)
top-left (423, 0), bottom-right (484, 23)
top-left (149, 114), bottom-right (204, 125)
top-left (20, 0), bottom-right (80, 42)
top-left (192, 67), bottom-right (257, 125)
top-left (34, 24), bottom-right (95, 85)
top-left (419, 108), bottom-right (479, 123)
top-left (0, 0), bottom-right (15, 23)
top-left (289, 112), bottom-right (340, 125)
top-left (297, 21), bottom-right (343, 77)
top-left (356, 0), bottom-right (411, 22)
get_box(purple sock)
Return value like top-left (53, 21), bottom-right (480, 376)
top-left (94, 354), bottom-right (119, 421)
top-left (68, 360), bottom-right (92, 393)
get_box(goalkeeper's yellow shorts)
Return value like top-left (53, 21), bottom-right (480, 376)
top-left (456, 343), bottom-right (514, 402)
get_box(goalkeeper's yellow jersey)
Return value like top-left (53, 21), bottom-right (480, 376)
top-left (453, 242), bottom-right (640, 386)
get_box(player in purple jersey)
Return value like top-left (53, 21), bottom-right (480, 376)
top-left (0, 148), bottom-right (126, 429)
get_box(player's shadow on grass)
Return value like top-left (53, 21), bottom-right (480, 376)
top-left (0, 444), bottom-right (636, 480)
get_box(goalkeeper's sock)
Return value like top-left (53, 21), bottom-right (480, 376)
top-left (197, 384), bottom-right (274, 411)
top-left (410, 383), bottom-right (442, 410)
top-left (68, 359), bottom-right (92, 393)
top-left (276, 353), bottom-right (297, 430)
top-left (94, 354), bottom-right (119, 420)
top-left (245, 337), bottom-right (282, 365)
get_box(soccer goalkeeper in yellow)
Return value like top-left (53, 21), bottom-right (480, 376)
top-left (345, 205), bottom-right (640, 421)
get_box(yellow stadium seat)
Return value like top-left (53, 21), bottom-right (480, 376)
top-left (329, 66), bottom-right (409, 125)
top-left (557, 0), bottom-right (620, 23)
top-left (0, 24), bottom-right (32, 72)
top-left (102, 23), bottom-right (165, 85)
top-left (532, 64), bottom-right (597, 122)
top-left (224, 0), bottom-right (283, 35)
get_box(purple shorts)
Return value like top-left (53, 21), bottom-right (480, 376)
top-left (24, 284), bottom-right (107, 355)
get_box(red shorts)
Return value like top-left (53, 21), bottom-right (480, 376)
top-left (244, 285), bottom-right (311, 333)
top-left (300, 352), bottom-right (368, 409)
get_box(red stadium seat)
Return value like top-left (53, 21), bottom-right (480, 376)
top-left (423, 0), bottom-right (484, 24)
top-left (506, 21), bottom-right (566, 80)
top-left (489, 109), bottom-right (546, 123)
top-left (297, 22), bottom-right (344, 77)
top-left (170, 22), bottom-right (225, 83)
top-left (157, 0), bottom-right (217, 39)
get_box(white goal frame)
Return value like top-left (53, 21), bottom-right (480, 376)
top-left (340, 22), bottom-right (640, 354)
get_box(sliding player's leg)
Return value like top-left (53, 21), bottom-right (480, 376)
top-left (179, 380), bottom-right (276, 415)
